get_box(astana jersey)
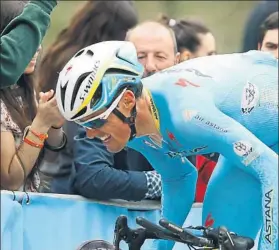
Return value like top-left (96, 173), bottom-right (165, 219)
top-left (128, 50), bottom-right (278, 250)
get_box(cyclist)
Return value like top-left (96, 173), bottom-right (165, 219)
top-left (56, 41), bottom-right (278, 250)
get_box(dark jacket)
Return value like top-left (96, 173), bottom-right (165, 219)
top-left (71, 126), bottom-right (152, 201)
top-left (241, 0), bottom-right (279, 52)
top-left (0, 0), bottom-right (57, 89)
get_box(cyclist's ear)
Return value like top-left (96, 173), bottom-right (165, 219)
top-left (119, 90), bottom-right (136, 110)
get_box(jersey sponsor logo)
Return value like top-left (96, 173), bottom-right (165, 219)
top-left (143, 139), bottom-right (158, 149)
top-left (165, 150), bottom-right (187, 163)
top-left (233, 140), bottom-right (261, 166)
top-left (264, 189), bottom-right (273, 244)
top-left (204, 121), bottom-right (228, 133)
top-left (159, 68), bottom-right (212, 78)
top-left (205, 213), bottom-right (215, 227)
top-left (79, 60), bottom-right (101, 101)
top-left (233, 141), bottom-right (252, 157)
top-left (190, 145), bottom-right (208, 154)
top-left (241, 82), bottom-right (259, 114)
top-left (165, 145), bottom-right (208, 162)
top-left (191, 114), bottom-right (228, 133)
top-left (166, 130), bottom-right (183, 147)
top-left (175, 78), bottom-right (200, 87)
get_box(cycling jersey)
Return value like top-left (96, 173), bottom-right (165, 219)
top-left (127, 50), bottom-right (278, 250)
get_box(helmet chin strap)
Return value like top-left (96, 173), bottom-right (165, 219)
top-left (112, 105), bottom-right (137, 141)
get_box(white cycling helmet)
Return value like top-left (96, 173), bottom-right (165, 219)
top-left (56, 41), bottom-right (144, 138)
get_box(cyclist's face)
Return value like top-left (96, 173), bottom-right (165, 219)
top-left (85, 110), bottom-right (131, 152)
top-left (83, 92), bottom-right (134, 153)
top-left (259, 29), bottom-right (278, 59)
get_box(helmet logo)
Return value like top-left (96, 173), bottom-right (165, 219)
top-left (65, 65), bottom-right (73, 76)
top-left (79, 60), bottom-right (101, 101)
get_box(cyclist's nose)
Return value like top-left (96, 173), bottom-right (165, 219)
top-left (86, 128), bottom-right (100, 139)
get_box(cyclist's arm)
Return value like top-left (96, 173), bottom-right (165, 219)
top-left (0, 0), bottom-right (57, 89)
top-left (133, 146), bottom-right (198, 250)
top-left (72, 127), bottom-right (149, 201)
top-left (186, 107), bottom-right (277, 249)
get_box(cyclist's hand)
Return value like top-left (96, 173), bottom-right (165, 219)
top-left (206, 226), bottom-right (254, 250)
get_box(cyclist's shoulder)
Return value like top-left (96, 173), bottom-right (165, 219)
top-left (242, 50), bottom-right (278, 67)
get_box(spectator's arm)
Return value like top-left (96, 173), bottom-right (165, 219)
top-left (0, 0), bottom-right (57, 89)
top-left (72, 127), bottom-right (148, 201)
top-left (144, 171), bottom-right (161, 199)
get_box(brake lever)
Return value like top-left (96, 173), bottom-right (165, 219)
top-left (136, 217), bottom-right (185, 243)
top-left (113, 215), bottom-right (148, 250)
top-left (113, 215), bottom-right (128, 250)
top-left (159, 219), bottom-right (214, 247)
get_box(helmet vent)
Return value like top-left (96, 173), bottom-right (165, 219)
top-left (116, 49), bottom-right (136, 66)
top-left (105, 68), bottom-right (138, 76)
top-left (60, 80), bottom-right (68, 111)
top-left (86, 50), bottom-right (94, 57)
top-left (71, 106), bottom-right (87, 120)
top-left (74, 49), bottom-right (85, 58)
top-left (90, 83), bottom-right (102, 109)
top-left (71, 72), bottom-right (91, 110)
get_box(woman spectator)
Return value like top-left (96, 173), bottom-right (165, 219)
top-left (36, 0), bottom-right (139, 194)
top-left (0, 1), bottom-right (65, 191)
top-left (159, 15), bottom-right (216, 62)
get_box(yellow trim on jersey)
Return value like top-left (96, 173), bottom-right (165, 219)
top-left (146, 89), bottom-right (160, 132)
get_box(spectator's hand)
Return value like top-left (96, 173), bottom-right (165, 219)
top-left (34, 89), bottom-right (65, 129)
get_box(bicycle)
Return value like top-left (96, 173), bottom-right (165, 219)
top-left (77, 215), bottom-right (255, 250)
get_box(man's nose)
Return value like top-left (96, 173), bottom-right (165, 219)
top-left (86, 128), bottom-right (100, 139)
top-left (144, 56), bottom-right (157, 76)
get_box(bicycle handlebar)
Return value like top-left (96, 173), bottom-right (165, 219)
top-left (113, 215), bottom-right (254, 250)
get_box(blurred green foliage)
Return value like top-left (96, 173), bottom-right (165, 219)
top-left (43, 1), bottom-right (257, 54)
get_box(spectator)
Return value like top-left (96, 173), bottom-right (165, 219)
top-left (159, 15), bottom-right (216, 62)
top-left (126, 21), bottom-right (180, 77)
top-left (241, 0), bottom-right (278, 52)
top-left (0, 1), bottom-right (65, 192)
top-left (71, 20), bottom-right (180, 201)
top-left (258, 12), bottom-right (278, 59)
top-left (36, 1), bottom-right (140, 195)
top-left (0, 0), bottom-right (57, 89)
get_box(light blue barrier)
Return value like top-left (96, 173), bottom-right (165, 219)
top-left (1, 191), bottom-right (257, 250)
top-left (1, 193), bottom-right (23, 250)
